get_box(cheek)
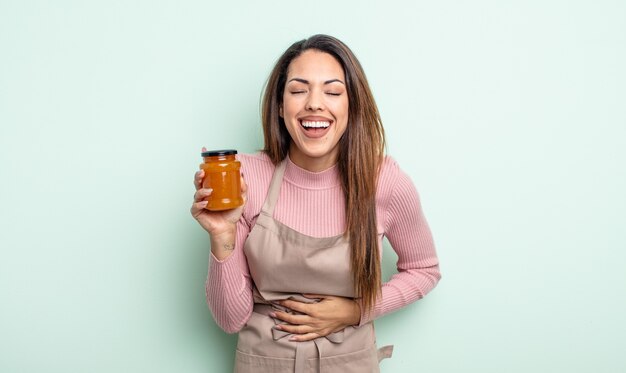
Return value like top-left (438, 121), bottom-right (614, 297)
top-left (332, 99), bottom-right (349, 118)
top-left (282, 100), bottom-right (299, 118)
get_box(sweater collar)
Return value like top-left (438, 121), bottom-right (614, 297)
top-left (283, 155), bottom-right (341, 189)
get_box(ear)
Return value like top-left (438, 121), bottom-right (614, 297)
top-left (279, 105), bottom-right (284, 118)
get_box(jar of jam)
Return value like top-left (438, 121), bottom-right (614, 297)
top-left (200, 149), bottom-right (243, 211)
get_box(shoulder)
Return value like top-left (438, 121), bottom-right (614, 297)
top-left (237, 151), bottom-right (274, 170)
top-left (377, 155), bottom-right (414, 197)
top-left (379, 155), bottom-right (400, 181)
top-left (237, 151), bottom-right (276, 183)
top-left (376, 155), bottom-right (420, 228)
top-left (236, 152), bottom-right (275, 223)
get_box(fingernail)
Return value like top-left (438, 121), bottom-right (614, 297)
top-left (269, 312), bottom-right (277, 318)
top-left (274, 325), bottom-right (282, 330)
top-left (289, 337), bottom-right (297, 341)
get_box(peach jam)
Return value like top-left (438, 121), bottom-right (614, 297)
top-left (200, 149), bottom-right (243, 211)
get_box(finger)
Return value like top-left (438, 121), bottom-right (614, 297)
top-left (279, 299), bottom-right (313, 315)
top-left (239, 175), bottom-right (248, 206)
top-left (240, 192), bottom-right (248, 209)
top-left (274, 323), bottom-right (314, 335)
top-left (194, 188), bottom-right (213, 202)
top-left (240, 175), bottom-right (248, 194)
top-left (202, 146), bottom-right (207, 152)
top-left (289, 332), bottom-right (321, 342)
top-left (194, 170), bottom-right (205, 190)
top-left (190, 200), bottom-right (209, 218)
top-left (302, 293), bottom-right (326, 300)
top-left (272, 311), bottom-right (313, 325)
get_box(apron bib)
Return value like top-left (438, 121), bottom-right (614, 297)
top-left (235, 160), bottom-right (392, 373)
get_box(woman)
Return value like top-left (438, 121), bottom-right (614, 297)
top-left (191, 34), bottom-right (440, 372)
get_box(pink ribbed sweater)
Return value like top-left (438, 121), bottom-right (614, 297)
top-left (206, 153), bottom-right (440, 333)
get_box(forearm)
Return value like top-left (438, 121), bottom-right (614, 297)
top-left (359, 264), bottom-right (440, 325)
top-left (205, 220), bottom-right (254, 333)
top-left (206, 251), bottom-right (253, 333)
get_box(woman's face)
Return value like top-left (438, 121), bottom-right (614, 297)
top-left (280, 49), bottom-right (349, 172)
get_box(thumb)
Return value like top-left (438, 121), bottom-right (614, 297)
top-left (302, 293), bottom-right (326, 300)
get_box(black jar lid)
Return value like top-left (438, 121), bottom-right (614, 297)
top-left (201, 149), bottom-right (238, 157)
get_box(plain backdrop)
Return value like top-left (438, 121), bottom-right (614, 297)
top-left (1, 1), bottom-right (625, 372)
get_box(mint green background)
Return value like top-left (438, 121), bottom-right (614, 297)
top-left (1, 1), bottom-right (625, 372)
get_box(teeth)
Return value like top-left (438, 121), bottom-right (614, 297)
top-left (301, 121), bottom-right (330, 128)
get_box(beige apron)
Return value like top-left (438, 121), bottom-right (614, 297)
top-left (235, 160), bottom-right (393, 373)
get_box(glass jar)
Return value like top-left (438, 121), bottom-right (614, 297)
top-left (200, 149), bottom-right (243, 211)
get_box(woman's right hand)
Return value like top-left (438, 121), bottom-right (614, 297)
top-left (190, 169), bottom-right (247, 236)
top-left (190, 148), bottom-right (247, 243)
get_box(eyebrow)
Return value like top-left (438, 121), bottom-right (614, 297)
top-left (288, 78), bottom-right (345, 85)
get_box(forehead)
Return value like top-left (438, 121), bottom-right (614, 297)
top-left (287, 50), bottom-right (345, 80)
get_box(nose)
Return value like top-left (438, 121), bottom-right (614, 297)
top-left (305, 90), bottom-right (324, 111)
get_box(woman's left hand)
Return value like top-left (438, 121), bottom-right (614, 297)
top-left (271, 294), bottom-right (361, 342)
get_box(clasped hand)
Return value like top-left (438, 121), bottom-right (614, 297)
top-left (270, 294), bottom-right (361, 342)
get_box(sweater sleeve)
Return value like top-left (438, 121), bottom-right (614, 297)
top-left (359, 164), bottom-right (441, 325)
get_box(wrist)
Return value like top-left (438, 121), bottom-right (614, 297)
top-left (210, 229), bottom-right (236, 261)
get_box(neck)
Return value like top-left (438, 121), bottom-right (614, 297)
top-left (288, 147), bottom-right (338, 172)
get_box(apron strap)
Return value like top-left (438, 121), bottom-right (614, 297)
top-left (260, 159), bottom-right (287, 217)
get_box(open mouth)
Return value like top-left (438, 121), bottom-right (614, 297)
top-left (300, 120), bottom-right (331, 132)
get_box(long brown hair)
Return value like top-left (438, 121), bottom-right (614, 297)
top-left (261, 34), bottom-right (385, 314)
